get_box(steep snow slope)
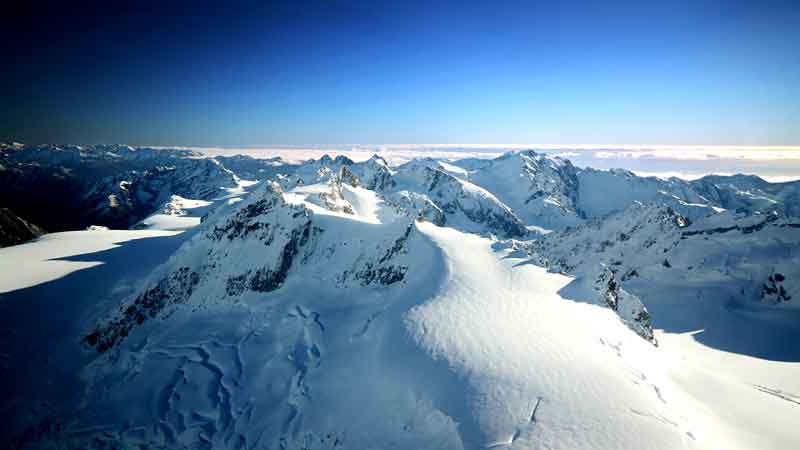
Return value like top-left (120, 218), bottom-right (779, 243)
top-left (408, 223), bottom-right (698, 450)
top-left (529, 204), bottom-right (800, 318)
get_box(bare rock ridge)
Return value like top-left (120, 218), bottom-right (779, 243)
top-left (0, 208), bottom-right (45, 247)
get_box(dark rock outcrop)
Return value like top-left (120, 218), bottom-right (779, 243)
top-left (0, 208), bottom-right (45, 247)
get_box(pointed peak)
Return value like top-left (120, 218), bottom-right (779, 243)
top-left (333, 155), bottom-right (354, 165)
top-left (368, 154), bottom-right (389, 167)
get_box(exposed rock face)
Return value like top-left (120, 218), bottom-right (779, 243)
top-left (339, 223), bottom-right (414, 287)
top-left (85, 267), bottom-right (201, 352)
top-left (337, 165), bottom-right (361, 188)
top-left (82, 158), bottom-right (238, 228)
top-left (305, 174), bottom-right (355, 215)
top-left (524, 204), bottom-right (697, 341)
top-left (386, 191), bottom-right (446, 226)
top-left (86, 182), bottom-right (314, 352)
top-left (680, 210), bottom-right (778, 237)
top-left (596, 267), bottom-right (655, 343)
top-left (351, 155), bottom-right (396, 191)
top-left (0, 208), bottom-right (45, 247)
top-left (762, 272), bottom-right (792, 304)
top-left (523, 199), bottom-right (800, 344)
top-left (428, 169), bottom-right (528, 237)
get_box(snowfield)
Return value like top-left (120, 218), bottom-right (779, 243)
top-left (0, 229), bottom-right (181, 293)
top-left (1, 145), bottom-right (799, 450)
top-left (409, 223), bottom-right (696, 450)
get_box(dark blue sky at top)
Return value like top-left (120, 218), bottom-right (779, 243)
top-left (2, 0), bottom-right (798, 146)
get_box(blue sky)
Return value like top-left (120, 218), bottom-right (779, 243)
top-left (2, 0), bottom-right (798, 145)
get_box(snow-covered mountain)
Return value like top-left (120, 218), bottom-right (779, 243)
top-left (451, 151), bottom-right (584, 228)
top-left (450, 150), bottom-right (796, 228)
top-left (689, 174), bottom-right (800, 216)
top-left (2, 145), bottom-right (800, 450)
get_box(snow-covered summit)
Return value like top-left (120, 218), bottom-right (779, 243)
top-left (453, 150), bottom-right (583, 228)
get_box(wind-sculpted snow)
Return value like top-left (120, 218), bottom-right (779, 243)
top-left (405, 224), bottom-right (696, 449)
